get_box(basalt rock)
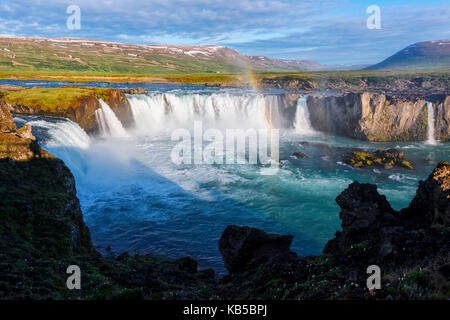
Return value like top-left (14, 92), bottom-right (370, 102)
top-left (400, 161), bottom-right (450, 227)
top-left (219, 225), bottom-right (296, 274)
top-left (306, 92), bottom-right (449, 141)
top-left (292, 151), bottom-right (308, 159)
top-left (342, 148), bottom-right (413, 170)
top-left (324, 162), bottom-right (450, 268)
top-left (436, 96), bottom-right (450, 141)
top-left (323, 181), bottom-right (397, 254)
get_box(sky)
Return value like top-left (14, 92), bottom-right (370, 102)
top-left (0, 0), bottom-right (449, 65)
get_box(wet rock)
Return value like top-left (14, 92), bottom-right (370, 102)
top-left (219, 225), bottom-right (295, 274)
top-left (342, 149), bottom-right (413, 170)
top-left (299, 141), bottom-right (310, 146)
top-left (380, 148), bottom-right (405, 159)
top-left (292, 151), bottom-right (308, 159)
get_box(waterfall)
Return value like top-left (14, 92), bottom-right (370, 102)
top-left (126, 93), bottom-right (300, 135)
top-left (95, 99), bottom-right (128, 137)
top-left (294, 96), bottom-right (315, 135)
top-left (15, 116), bottom-right (91, 175)
top-left (426, 101), bottom-right (436, 145)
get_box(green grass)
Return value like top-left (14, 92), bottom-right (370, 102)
top-left (3, 86), bottom-right (114, 112)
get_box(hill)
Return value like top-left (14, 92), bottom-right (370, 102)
top-left (366, 40), bottom-right (450, 70)
top-left (0, 36), bottom-right (324, 74)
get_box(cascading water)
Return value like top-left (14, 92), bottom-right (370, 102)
top-left (14, 115), bottom-right (91, 175)
top-left (426, 101), bottom-right (436, 145)
top-left (128, 93), bottom-right (272, 134)
top-left (294, 96), bottom-right (315, 135)
top-left (95, 99), bottom-right (128, 137)
top-left (126, 93), bottom-right (312, 135)
top-left (12, 83), bottom-right (448, 274)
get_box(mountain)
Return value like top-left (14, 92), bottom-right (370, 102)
top-left (366, 40), bottom-right (450, 70)
top-left (247, 56), bottom-right (324, 71)
top-left (0, 36), bottom-right (324, 74)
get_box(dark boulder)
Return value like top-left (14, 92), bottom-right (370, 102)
top-left (292, 151), bottom-right (308, 159)
top-left (219, 225), bottom-right (296, 274)
top-left (323, 181), bottom-right (397, 254)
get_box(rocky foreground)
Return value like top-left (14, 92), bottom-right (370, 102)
top-left (0, 101), bottom-right (449, 299)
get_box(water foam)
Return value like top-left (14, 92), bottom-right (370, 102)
top-left (96, 99), bottom-right (128, 137)
top-left (426, 101), bottom-right (436, 145)
top-left (294, 96), bottom-right (315, 135)
top-left (127, 93), bottom-right (314, 135)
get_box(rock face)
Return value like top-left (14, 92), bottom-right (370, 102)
top-left (401, 161), bottom-right (450, 227)
top-left (436, 96), bottom-right (450, 141)
top-left (323, 182), bottom-right (397, 254)
top-left (64, 92), bottom-right (133, 133)
top-left (0, 107), bottom-right (93, 256)
top-left (2, 87), bottom-right (134, 134)
top-left (218, 162), bottom-right (448, 300)
top-left (219, 225), bottom-right (295, 274)
top-left (324, 161), bottom-right (450, 258)
top-left (307, 92), bottom-right (449, 141)
top-left (0, 100), bottom-right (15, 132)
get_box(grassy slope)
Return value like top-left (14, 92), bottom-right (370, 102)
top-left (0, 42), bottom-right (243, 75)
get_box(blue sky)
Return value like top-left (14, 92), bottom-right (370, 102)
top-left (0, 0), bottom-right (449, 65)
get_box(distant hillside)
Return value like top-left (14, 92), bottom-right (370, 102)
top-left (366, 40), bottom-right (450, 70)
top-left (248, 56), bottom-right (324, 71)
top-left (0, 36), bottom-right (324, 74)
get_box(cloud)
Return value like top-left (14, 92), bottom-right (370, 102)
top-left (0, 0), bottom-right (449, 64)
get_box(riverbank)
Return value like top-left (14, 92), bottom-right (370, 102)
top-left (1, 70), bottom-right (449, 93)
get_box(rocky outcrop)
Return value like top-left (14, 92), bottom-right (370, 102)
top-left (324, 161), bottom-right (449, 259)
top-left (64, 92), bottom-right (133, 133)
top-left (306, 92), bottom-right (439, 141)
top-left (2, 87), bottom-right (135, 134)
top-left (342, 149), bottom-right (414, 170)
top-left (0, 100), bottom-right (52, 161)
top-left (323, 181), bottom-right (398, 254)
top-left (121, 88), bottom-right (148, 95)
top-left (219, 225), bottom-right (296, 274)
top-left (257, 73), bottom-right (450, 98)
top-left (218, 162), bottom-right (449, 300)
top-left (436, 96), bottom-right (450, 141)
top-left (401, 161), bottom-right (450, 227)
top-left (0, 100), bottom-right (15, 132)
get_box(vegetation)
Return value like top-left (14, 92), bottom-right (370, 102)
top-left (3, 86), bottom-right (116, 112)
top-left (1, 69), bottom-right (449, 88)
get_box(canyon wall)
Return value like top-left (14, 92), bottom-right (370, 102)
top-left (307, 92), bottom-right (450, 141)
